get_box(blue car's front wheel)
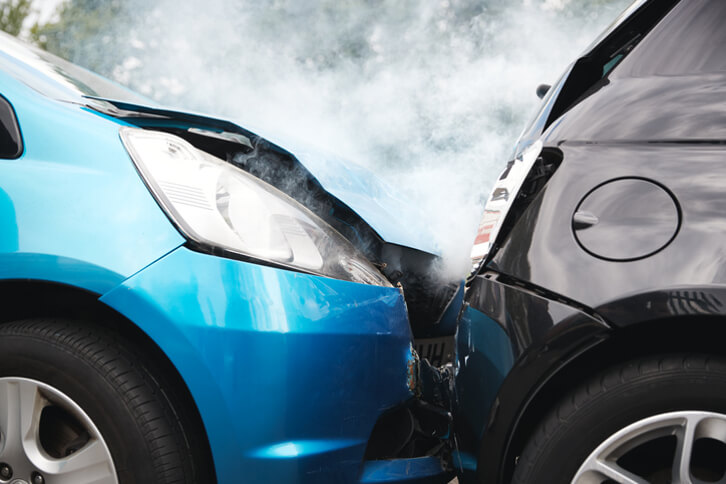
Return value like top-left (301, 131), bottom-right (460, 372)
top-left (0, 376), bottom-right (117, 484)
top-left (0, 319), bottom-right (212, 484)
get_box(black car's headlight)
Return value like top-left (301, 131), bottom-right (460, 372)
top-left (120, 127), bottom-right (391, 287)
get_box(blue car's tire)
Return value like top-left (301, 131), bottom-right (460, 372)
top-left (0, 319), bottom-right (212, 484)
top-left (511, 354), bottom-right (726, 484)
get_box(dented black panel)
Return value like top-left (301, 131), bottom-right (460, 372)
top-left (458, 274), bottom-right (608, 483)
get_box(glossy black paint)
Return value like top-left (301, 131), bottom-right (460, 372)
top-left (573, 178), bottom-right (680, 262)
top-left (461, 0), bottom-right (726, 482)
top-left (457, 275), bottom-right (608, 483)
top-left (490, 142), bottom-right (726, 311)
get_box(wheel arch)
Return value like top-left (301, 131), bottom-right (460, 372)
top-left (0, 278), bottom-right (217, 481)
top-left (499, 312), bottom-right (726, 483)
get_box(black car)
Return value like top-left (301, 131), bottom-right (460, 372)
top-left (453, 1), bottom-right (726, 482)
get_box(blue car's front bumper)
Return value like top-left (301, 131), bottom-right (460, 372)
top-left (100, 246), bottom-right (450, 483)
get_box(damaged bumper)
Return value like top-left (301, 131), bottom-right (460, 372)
top-left (99, 246), bottom-right (453, 484)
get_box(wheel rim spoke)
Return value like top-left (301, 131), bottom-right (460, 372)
top-left (672, 414), bottom-right (698, 484)
top-left (593, 459), bottom-right (650, 484)
top-left (0, 378), bottom-right (45, 461)
top-left (49, 440), bottom-right (118, 484)
top-left (0, 378), bottom-right (19, 458)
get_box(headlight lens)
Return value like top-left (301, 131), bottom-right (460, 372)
top-left (121, 127), bottom-right (390, 286)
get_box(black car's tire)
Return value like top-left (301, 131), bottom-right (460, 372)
top-left (511, 354), bottom-right (726, 484)
top-left (0, 319), bottom-right (212, 484)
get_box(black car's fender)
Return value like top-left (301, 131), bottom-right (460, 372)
top-left (465, 276), bottom-right (726, 483)
top-left (456, 273), bottom-right (609, 483)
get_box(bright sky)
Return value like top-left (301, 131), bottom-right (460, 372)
top-left (17, 0), bottom-right (64, 35)
top-left (32, 0), bottom-right (64, 24)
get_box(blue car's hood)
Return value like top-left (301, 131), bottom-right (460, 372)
top-left (246, 129), bottom-right (437, 255)
top-left (87, 98), bottom-right (439, 255)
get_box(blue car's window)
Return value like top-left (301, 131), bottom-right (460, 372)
top-left (0, 31), bottom-right (147, 105)
top-left (0, 94), bottom-right (22, 159)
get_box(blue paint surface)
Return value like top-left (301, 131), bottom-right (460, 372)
top-left (360, 457), bottom-right (451, 484)
top-left (454, 306), bottom-right (515, 452)
top-left (100, 247), bottom-right (418, 482)
top-left (0, 69), bottom-right (184, 293)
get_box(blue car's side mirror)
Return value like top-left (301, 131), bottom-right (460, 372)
top-left (0, 95), bottom-right (22, 159)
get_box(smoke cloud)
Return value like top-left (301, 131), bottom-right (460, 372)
top-left (66, 0), bottom-right (630, 280)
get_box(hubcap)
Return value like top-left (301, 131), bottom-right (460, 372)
top-left (0, 377), bottom-right (117, 484)
top-left (572, 411), bottom-right (726, 484)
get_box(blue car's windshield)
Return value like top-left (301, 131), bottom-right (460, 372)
top-left (0, 31), bottom-right (148, 105)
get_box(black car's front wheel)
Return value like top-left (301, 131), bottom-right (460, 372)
top-left (511, 354), bottom-right (726, 484)
top-left (0, 318), bottom-right (211, 484)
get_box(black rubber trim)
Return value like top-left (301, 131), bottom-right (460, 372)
top-left (0, 94), bottom-right (23, 159)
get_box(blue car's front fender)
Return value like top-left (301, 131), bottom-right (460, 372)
top-left (0, 71), bottom-right (184, 293)
top-left (100, 246), bottom-right (420, 483)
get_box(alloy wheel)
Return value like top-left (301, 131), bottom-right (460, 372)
top-left (572, 411), bottom-right (726, 484)
top-left (0, 377), bottom-right (117, 484)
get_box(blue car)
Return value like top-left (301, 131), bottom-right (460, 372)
top-left (0, 33), bottom-right (460, 484)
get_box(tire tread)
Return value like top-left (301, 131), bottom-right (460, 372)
top-left (0, 319), bottom-right (203, 484)
top-left (511, 353), bottom-right (726, 484)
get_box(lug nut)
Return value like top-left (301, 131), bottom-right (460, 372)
top-left (31, 471), bottom-right (44, 484)
top-left (0, 463), bottom-right (11, 480)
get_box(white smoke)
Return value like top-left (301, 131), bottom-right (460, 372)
top-left (89, 0), bottom-right (631, 280)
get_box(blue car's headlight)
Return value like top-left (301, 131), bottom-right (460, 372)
top-left (120, 127), bottom-right (391, 286)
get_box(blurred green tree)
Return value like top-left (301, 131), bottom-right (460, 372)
top-left (0, 0), bottom-right (32, 36)
top-left (31, 0), bottom-right (122, 73)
